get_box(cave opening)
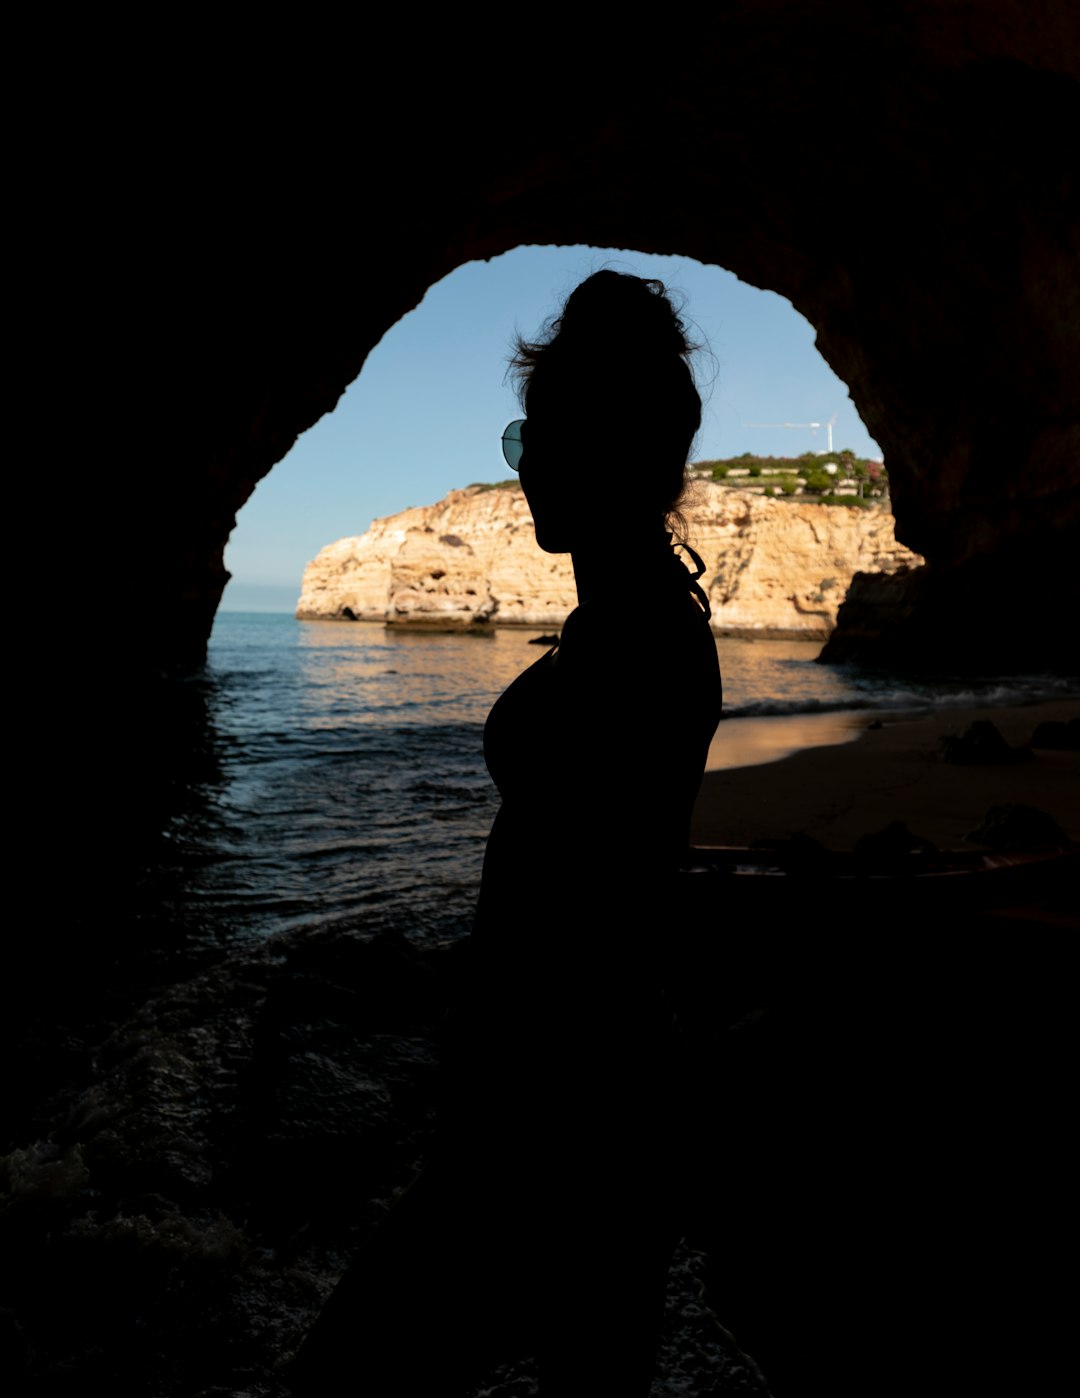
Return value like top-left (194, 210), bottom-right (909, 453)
top-left (212, 243), bottom-right (903, 781)
top-left (218, 244), bottom-right (883, 617)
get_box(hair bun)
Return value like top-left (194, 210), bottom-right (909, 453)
top-left (555, 271), bottom-right (692, 359)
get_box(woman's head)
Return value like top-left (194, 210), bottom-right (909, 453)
top-left (510, 271), bottom-right (702, 552)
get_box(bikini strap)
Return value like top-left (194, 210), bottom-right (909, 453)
top-left (672, 539), bottom-right (712, 620)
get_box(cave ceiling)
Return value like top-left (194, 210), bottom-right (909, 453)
top-left (93, 1), bottom-right (1078, 672)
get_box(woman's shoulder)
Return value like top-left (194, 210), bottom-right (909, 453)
top-left (560, 584), bottom-right (715, 640)
top-left (555, 600), bottom-right (637, 665)
top-left (556, 592), bottom-right (719, 690)
top-left (556, 601), bottom-right (603, 648)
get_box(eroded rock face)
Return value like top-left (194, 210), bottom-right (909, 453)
top-left (297, 489), bottom-right (575, 630)
top-left (819, 548), bottom-right (1080, 674)
top-left (297, 485), bottom-right (920, 639)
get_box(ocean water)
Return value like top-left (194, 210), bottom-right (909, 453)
top-left (165, 612), bottom-right (1075, 951)
top-left (12, 611), bottom-right (1076, 1397)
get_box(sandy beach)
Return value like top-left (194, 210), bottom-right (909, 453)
top-left (691, 697), bottom-right (1080, 854)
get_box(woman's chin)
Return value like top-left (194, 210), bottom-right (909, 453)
top-left (533, 527), bottom-right (574, 555)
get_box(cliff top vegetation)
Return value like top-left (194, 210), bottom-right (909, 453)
top-left (466, 449), bottom-right (888, 507)
top-left (466, 478), bottom-right (520, 493)
top-left (691, 449), bottom-right (888, 507)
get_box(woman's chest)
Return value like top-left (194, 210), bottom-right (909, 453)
top-left (483, 649), bottom-right (565, 800)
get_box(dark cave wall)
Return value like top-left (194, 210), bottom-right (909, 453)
top-left (102, 1), bottom-right (1078, 672)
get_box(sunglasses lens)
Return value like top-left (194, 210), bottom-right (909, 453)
top-left (501, 419), bottom-right (525, 471)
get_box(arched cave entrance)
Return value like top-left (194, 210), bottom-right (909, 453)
top-left (219, 244), bottom-right (888, 617)
top-left (108, 3), bottom-right (1077, 680)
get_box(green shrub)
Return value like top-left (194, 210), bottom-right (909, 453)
top-left (711, 464), bottom-right (730, 480)
top-left (820, 493), bottom-right (871, 508)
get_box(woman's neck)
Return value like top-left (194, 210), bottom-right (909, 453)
top-left (570, 526), bottom-right (673, 604)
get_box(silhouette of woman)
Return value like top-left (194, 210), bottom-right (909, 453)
top-left (293, 271), bottom-right (722, 1396)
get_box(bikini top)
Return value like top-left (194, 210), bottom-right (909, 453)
top-left (483, 539), bottom-right (719, 807)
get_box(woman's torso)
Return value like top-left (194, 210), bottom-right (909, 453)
top-left (475, 548), bottom-right (722, 965)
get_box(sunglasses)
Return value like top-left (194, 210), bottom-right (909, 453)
top-left (501, 419), bottom-right (526, 472)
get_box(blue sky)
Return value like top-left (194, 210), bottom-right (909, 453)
top-left (221, 245), bottom-right (882, 612)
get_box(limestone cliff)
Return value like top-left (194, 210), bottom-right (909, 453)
top-left (297, 483), bottom-right (921, 639)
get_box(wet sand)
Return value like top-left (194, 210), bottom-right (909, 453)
top-left (705, 710), bottom-right (866, 771)
top-left (692, 697), bottom-right (1080, 852)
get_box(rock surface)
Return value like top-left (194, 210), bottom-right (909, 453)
top-left (1, 922), bottom-right (773, 1397)
top-left (78, 1), bottom-right (1078, 677)
top-left (297, 484), bottom-right (921, 639)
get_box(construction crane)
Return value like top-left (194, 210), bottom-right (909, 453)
top-left (744, 415), bottom-right (837, 453)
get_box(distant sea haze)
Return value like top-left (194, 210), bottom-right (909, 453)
top-left (220, 582), bottom-right (301, 613)
top-left (151, 613), bottom-right (1078, 957)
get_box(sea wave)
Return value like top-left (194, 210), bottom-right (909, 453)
top-left (722, 673), bottom-right (1080, 720)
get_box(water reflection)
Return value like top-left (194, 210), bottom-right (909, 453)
top-left (187, 617), bottom-right (975, 950)
top-left (296, 623), bottom-right (556, 728)
top-left (292, 625), bottom-right (877, 731)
